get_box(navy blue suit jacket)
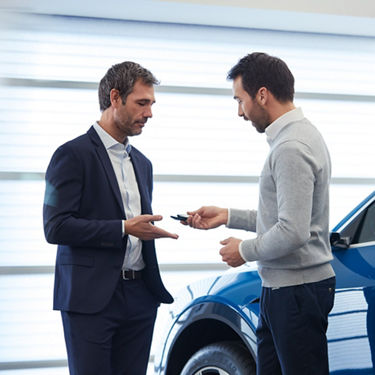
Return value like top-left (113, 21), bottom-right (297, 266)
top-left (43, 126), bottom-right (173, 314)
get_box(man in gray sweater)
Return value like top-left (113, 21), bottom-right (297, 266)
top-left (185, 52), bottom-right (336, 375)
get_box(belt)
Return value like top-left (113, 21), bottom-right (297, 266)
top-left (121, 269), bottom-right (142, 280)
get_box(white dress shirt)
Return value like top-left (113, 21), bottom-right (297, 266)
top-left (94, 122), bottom-right (144, 270)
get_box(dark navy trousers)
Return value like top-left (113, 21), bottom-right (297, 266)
top-left (256, 277), bottom-right (336, 375)
top-left (61, 278), bottom-right (159, 375)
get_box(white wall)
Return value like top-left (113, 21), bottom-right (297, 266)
top-left (1, 0), bottom-right (375, 36)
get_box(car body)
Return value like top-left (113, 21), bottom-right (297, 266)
top-left (154, 191), bottom-right (375, 375)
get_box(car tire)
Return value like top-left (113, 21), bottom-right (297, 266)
top-left (180, 341), bottom-right (256, 375)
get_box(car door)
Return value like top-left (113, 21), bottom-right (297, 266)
top-left (328, 192), bottom-right (375, 373)
top-left (331, 192), bottom-right (375, 288)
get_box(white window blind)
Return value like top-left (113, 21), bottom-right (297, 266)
top-left (0, 12), bottom-right (375, 373)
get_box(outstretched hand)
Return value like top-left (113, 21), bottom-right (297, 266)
top-left (125, 215), bottom-right (179, 241)
top-left (184, 206), bottom-right (228, 230)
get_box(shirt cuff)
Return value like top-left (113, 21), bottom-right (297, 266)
top-left (122, 220), bottom-right (125, 237)
top-left (226, 208), bottom-right (232, 227)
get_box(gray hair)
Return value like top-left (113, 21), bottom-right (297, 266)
top-left (98, 61), bottom-right (159, 111)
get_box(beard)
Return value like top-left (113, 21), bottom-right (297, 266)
top-left (250, 104), bottom-right (271, 133)
top-left (116, 116), bottom-right (148, 138)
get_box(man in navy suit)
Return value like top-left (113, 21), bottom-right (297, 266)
top-left (43, 61), bottom-right (178, 375)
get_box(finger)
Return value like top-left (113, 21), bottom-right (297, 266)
top-left (158, 233), bottom-right (179, 239)
top-left (219, 246), bottom-right (227, 256)
top-left (192, 214), bottom-right (203, 229)
top-left (221, 255), bottom-right (229, 265)
top-left (187, 209), bottom-right (199, 216)
top-left (143, 214), bottom-right (163, 222)
top-left (154, 226), bottom-right (179, 239)
top-left (166, 232), bottom-right (179, 239)
top-left (186, 215), bottom-right (195, 227)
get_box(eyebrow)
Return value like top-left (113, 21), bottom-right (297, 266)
top-left (137, 98), bottom-right (156, 104)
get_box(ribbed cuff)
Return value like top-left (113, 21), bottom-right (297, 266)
top-left (238, 240), bottom-right (246, 262)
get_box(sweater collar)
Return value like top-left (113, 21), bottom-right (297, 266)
top-left (266, 107), bottom-right (304, 145)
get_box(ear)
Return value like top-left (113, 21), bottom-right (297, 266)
top-left (257, 87), bottom-right (268, 105)
top-left (110, 89), bottom-right (121, 107)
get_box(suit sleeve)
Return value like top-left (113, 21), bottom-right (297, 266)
top-left (43, 144), bottom-right (123, 248)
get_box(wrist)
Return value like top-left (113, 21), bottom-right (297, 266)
top-left (124, 219), bottom-right (132, 236)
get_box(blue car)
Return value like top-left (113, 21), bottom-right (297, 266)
top-left (154, 191), bottom-right (375, 375)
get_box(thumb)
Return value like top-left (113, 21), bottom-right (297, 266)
top-left (187, 207), bottom-right (205, 216)
top-left (220, 238), bottom-right (230, 245)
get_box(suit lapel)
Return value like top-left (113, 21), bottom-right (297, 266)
top-left (87, 126), bottom-right (125, 216)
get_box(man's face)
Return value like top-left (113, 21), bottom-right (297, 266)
top-left (232, 76), bottom-right (270, 133)
top-left (113, 79), bottom-right (155, 138)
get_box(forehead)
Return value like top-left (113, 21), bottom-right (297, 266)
top-left (232, 76), bottom-right (247, 98)
top-left (129, 79), bottom-right (155, 101)
top-left (232, 76), bottom-right (245, 94)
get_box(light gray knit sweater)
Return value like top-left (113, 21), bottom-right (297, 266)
top-left (228, 108), bottom-right (335, 287)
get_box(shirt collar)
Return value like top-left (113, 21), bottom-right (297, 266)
top-left (93, 122), bottom-right (132, 154)
top-left (265, 107), bottom-right (304, 145)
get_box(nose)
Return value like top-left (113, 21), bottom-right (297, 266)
top-left (238, 104), bottom-right (244, 117)
top-left (144, 106), bottom-right (153, 118)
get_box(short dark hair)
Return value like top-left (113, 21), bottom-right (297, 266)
top-left (98, 61), bottom-right (159, 111)
top-left (227, 52), bottom-right (294, 102)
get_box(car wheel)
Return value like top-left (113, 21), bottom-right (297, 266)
top-left (180, 341), bottom-right (256, 375)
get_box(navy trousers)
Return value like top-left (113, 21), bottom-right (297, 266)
top-left (61, 278), bottom-right (159, 375)
top-left (256, 277), bottom-right (336, 375)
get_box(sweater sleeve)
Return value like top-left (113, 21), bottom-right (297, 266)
top-left (240, 141), bottom-right (317, 262)
top-left (227, 208), bottom-right (257, 232)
